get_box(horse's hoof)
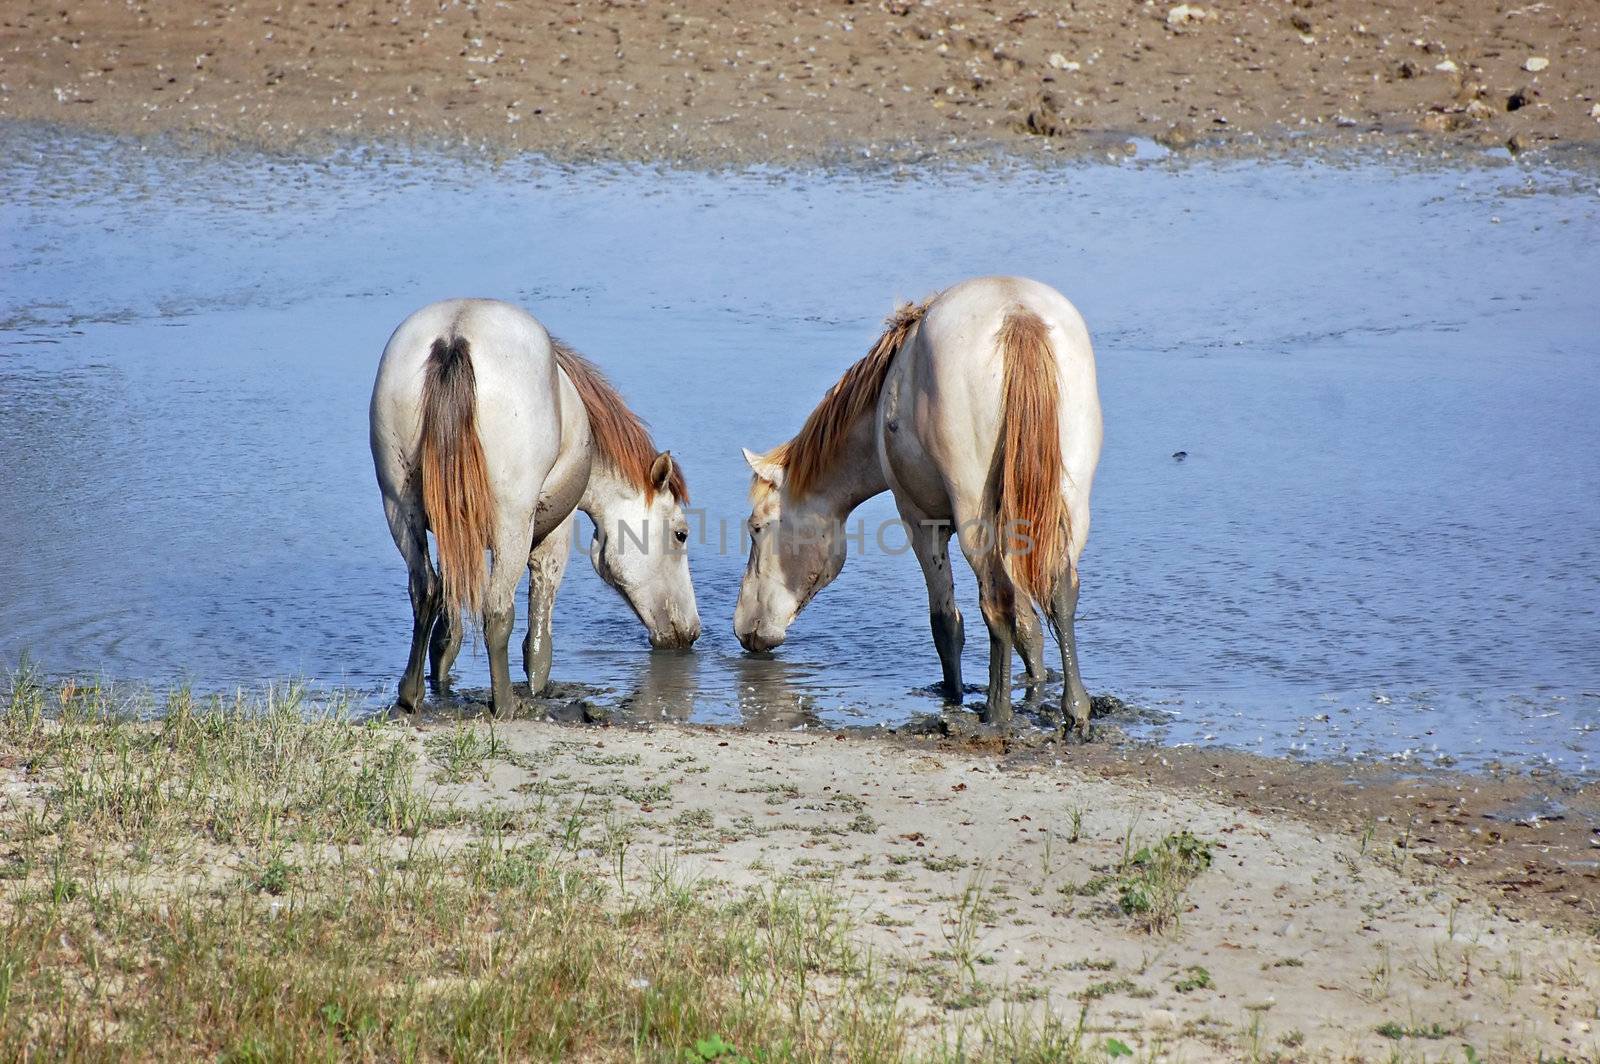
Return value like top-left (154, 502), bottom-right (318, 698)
top-left (978, 707), bottom-right (1014, 732)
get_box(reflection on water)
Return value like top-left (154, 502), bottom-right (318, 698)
top-left (1, 126), bottom-right (1598, 775)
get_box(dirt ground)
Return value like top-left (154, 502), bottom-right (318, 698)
top-left (2, 0), bottom-right (1597, 163)
top-left (416, 716), bottom-right (1600, 1061)
top-left (1033, 733), bottom-right (1600, 938)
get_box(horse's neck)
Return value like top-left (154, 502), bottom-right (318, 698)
top-left (579, 462), bottom-right (628, 524)
top-left (809, 413), bottom-right (888, 519)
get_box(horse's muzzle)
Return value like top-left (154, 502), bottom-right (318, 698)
top-left (651, 619), bottom-right (701, 650)
top-left (736, 627), bottom-right (785, 654)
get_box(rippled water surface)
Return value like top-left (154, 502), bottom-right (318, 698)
top-left (3, 128), bottom-right (1598, 774)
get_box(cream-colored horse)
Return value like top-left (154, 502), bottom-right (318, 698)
top-left (371, 299), bottom-right (699, 716)
top-left (735, 276), bottom-right (1102, 731)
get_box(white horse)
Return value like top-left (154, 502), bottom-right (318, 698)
top-left (371, 298), bottom-right (700, 715)
top-left (735, 276), bottom-right (1102, 731)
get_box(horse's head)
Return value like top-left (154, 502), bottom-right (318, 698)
top-left (734, 446), bottom-right (848, 653)
top-left (589, 451), bottom-right (700, 649)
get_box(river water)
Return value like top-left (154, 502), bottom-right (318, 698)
top-left (3, 126), bottom-right (1597, 775)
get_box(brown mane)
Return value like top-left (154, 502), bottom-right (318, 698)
top-left (763, 296), bottom-right (933, 499)
top-left (551, 338), bottom-right (688, 503)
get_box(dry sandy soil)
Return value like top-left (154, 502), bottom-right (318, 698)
top-left (415, 715), bottom-right (1600, 1062)
top-left (2, 0), bottom-right (1598, 163)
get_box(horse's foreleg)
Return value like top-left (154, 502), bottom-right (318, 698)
top-left (909, 518), bottom-right (964, 700)
top-left (429, 608), bottom-right (462, 693)
top-left (523, 514), bottom-right (575, 696)
top-left (1013, 600), bottom-right (1048, 687)
top-left (1046, 564), bottom-right (1092, 739)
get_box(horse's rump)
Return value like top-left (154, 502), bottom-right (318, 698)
top-left (420, 335), bottom-right (495, 618)
top-left (991, 308), bottom-right (1068, 609)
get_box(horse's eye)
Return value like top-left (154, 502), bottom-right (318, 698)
top-left (674, 528), bottom-right (688, 544)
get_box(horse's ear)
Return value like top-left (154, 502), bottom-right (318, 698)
top-left (742, 447), bottom-right (785, 489)
top-left (649, 451), bottom-right (675, 492)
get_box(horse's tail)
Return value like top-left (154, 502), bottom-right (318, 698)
top-left (990, 307), bottom-right (1069, 611)
top-left (419, 335), bottom-right (494, 620)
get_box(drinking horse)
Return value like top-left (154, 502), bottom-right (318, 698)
top-left (371, 299), bottom-right (699, 715)
top-left (734, 276), bottom-right (1101, 731)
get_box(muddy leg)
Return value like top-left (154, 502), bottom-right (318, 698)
top-left (909, 517), bottom-right (964, 699)
top-left (523, 515), bottom-right (574, 696)
top-left (482, 519), bottom-right (530, 716)
top-left (972, 585), bottom-right (1011, 726)
top-left (429, 608), bottom-right (462, 693)
top-left (1046, 565), bottom-right (1092, 738)
top-left (383, 497), bottom-right (438, 714)
top-left (483, 597), bottom-right (515, 716)
top-left (1013, 600), bottom-right (1048, 687)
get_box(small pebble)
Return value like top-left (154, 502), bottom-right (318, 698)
top-left (1166, 4), bottom-right (1208, 28)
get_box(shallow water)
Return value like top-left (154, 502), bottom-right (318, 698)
top-left (3, 127), bottom-right (1598, 775)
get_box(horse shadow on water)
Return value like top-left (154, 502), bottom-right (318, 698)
top-left (395, 652), bottom-right (1158, 743)
top-left (391, 648), bottom-right (831, 733)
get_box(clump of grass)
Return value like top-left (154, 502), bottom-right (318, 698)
top-left (1080, 978), bottom-right (1135, 1000)
top-left (1063, 874), bottom-right (1117, 897)
top-left (847, 811), bottom-right (879, 833)
top-left (426, 722), bottom-right (504, 782)
top-left (1375, 1020), bottom-right (1456, 1040)
top-left (1116, 830), bottom-right (1214, 933)
top-left (1173, 965), bottom-right (1213, 993)
top-left (251, 855), bottom-right (297, 895)
top-left (1063, 958), bottom-right (1116, 972)
top-left (922, 853), bottom-right (970, 873)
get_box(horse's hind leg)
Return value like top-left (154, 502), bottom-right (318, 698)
top-left (960, 542), bottom-right (1015, 727)
top-left (908, 516), bottom-right (964, 700)
top-left (523, 514), bottom-right (574, 696)
top-left (482, 513), bottom-right (533, 716)
top-left (1044, 563), bottom-right (1093, 739)
top-left (386, 497), bottom-right (438, 714)
top-left (975, 581), bottom-right (1015, 727)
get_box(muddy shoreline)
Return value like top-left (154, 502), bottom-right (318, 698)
top-left (4, 0), bottom-right (1598, 167)
top-left (435, 680), bottom-right (1600, 939)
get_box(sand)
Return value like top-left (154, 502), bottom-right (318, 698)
top-left (416, 716), bottom-right (1600, 1061)
top-left (2, 0), bottom-right (1598, 164)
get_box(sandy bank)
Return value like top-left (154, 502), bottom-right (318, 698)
top-left (3, 0), bottom-right (1597, 164)
top-left (409, 715), bottom-right (1600, 1060)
